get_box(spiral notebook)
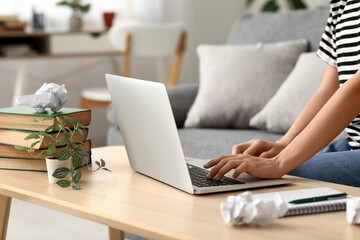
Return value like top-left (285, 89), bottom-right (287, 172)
top-left (253, 187), bottom-right (348, 217)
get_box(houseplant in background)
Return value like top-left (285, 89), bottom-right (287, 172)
top-left (16, 116), bottom-right (110, 190)
top-left (246, 0), bottom-right (307, 12)
top-left (56, 0), bottom-right (91, 31)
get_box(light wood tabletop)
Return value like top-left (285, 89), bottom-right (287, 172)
top-left (0, 146), bottom-right (360, 240)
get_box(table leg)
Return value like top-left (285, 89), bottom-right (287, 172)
top-left (108, 227), bottom-right (124, 240)
top-left (0, 196), bottom-right (11, 240)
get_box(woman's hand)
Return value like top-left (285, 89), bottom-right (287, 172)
top-left (203, 154), bottom-right (285, 180)
top-left (232, 139), bottom-right (286, 158)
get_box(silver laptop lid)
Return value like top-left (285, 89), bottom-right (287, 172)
top-left (106, 74), bottom-right (194, 194)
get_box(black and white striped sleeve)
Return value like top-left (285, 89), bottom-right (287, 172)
top-left (317, 12), bottom-right (337, 67)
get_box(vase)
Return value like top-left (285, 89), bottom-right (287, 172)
top-left (69, 13), bottom-right (83, 32)
top-left (45, 157), bottom-right (71, 183)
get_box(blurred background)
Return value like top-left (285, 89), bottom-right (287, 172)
top-left (0, 0), bottom-right (329, 148)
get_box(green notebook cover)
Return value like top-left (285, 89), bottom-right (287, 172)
top-left (0, 106), bottom-right (89, 117)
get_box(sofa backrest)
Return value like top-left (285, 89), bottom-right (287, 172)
top-left (227, 9), bottom-right (329, 52)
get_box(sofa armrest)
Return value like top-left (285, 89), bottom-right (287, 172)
top-left (167, 84), bottom-right (199, 128)
top-left (107, 83), bottom-right (199, 128)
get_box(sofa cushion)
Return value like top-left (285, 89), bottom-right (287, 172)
top-left (184, 40), bottom-right (307, 129)
top-left (107, 126), bottom-right (283, 159)
top-left (227, 9), bottom-right (329, 52)
top-left (250, 52), bottom-right (326, 133)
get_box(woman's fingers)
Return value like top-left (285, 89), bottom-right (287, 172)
top-left (205, 155), bottom-right (248, 180)
top-left (213, 160), bottom-right (243, 180)
top-left (203, 155), bottom-right (232, 169)
top-left (232, 141), bottom-right (251, 154)
top-left (243, 139), bottom-right (269, 156)
top-left (233, 162), bottom-right (248, 178)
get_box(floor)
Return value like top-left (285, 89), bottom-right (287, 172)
top-left (7, 199), bottom-right (148, 240)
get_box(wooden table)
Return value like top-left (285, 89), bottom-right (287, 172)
top-left (0, 146), bottom-right (360, 240)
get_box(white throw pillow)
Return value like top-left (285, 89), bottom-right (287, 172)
top-left (184, 40), bottom-right (308, 128)
top-left (250, 52), bottom-right (326, 133)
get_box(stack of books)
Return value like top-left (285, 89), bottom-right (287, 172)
top-left (0, 106), bottom-right (91, 172)
top-left (0, 16), bottom-right (27, 32)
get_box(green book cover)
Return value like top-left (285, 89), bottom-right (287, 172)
top-left (0, 106), bottom-right (91, 131)
top-left (0, 106), bottom-right (89, 117)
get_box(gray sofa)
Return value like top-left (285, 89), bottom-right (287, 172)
top-left (107, 9), bottom-right (329, 160)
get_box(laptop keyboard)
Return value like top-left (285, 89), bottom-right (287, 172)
top-left (187, 163), bottom-right (244, 188)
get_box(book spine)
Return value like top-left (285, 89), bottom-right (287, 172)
top-left (284, 200), bottom-right (347, 217)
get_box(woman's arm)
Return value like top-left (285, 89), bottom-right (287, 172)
top-left (278, 68), bottom-right (360, 173)
top-left (232, 64), bottom-right (340, 158)
top-left (277, 65), bottom-right (340, 146)
top-left (205, 66), bottom-right (360, 180)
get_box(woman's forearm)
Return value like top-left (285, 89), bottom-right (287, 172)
top-left (277, 65), bottom-right (339, 146)
top-left (277, 70), bottom-right (360, 173)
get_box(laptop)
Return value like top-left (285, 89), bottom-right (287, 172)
top-left (106, 74), bottom-right (291, 194)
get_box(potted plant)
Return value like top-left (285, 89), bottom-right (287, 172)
top-left (15, 116), bottom-right (110, 190)
top-left (56, 0), bottom-right (91, 31)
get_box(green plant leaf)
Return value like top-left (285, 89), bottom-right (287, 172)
top-left (24, 133), bottom-right (40, 140)
top-left (46, 145), bottom-right (57, 157)
top-left (56, 117), bottom-right (64, 125)
top-left (95, 161), bottom-right (101, 168)
top-left (75, 140), bottom-right (85, 146)
top-left (64, 133), bottom-right (71, 147)
top-left (74, 147), bottom-right (88, 156)
top-left (78, 124), bottom-right (85, 129)
top-left (72, 184), bottom-right (81, 190)
top-left (52, 167), bottom-right (70, 179)
top-left (57, 180), bottom-right (71, 188)
top-left (30, 140), bottom-right (41, 149)
top-left (44, 125), bottom-right (56, 132)
top-left (100, 159), bottom-right (105, 167)
top-left (72, 170), bottom-right (82, 183)
top-left (72, 153), bottom-right (84, 168)
top-left (14, 145), bottom-right (28, 150)
top-left (77, 127), bottom-right (83, 136)
top-left (102, 168), bottom-right (112, 172)
top-left (64, 116), bottom-right (76, 125)
top-left (53, 124), bottom-right (61, 131)
top-left (262, 0), bottom-right (279, 12)
top-left (59, 148), bottom-right (71, 160)
top-left (54, 137), bottom-right (63, 145)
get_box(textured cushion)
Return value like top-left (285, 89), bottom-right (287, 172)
top-left (184, 40), bottom-right (308, 129)
top-left (249, 52), bottom-right (326, 133)
top-left (167, 84), bottom-right (199, 128)
top-left (227, 9), bottom-right (329, 52)
top-left (107, 126), bottom-right (283, 159)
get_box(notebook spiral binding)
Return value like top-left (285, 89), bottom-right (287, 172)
top-left (284, 199), bottom-right (347, 217)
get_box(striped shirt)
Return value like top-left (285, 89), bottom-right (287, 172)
top-left (317, 0), bottom-right (360, 150)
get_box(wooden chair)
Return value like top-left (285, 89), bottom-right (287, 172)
top-left (80, 21), bottom-right (186, 109)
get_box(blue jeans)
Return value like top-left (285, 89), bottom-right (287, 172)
top-left (288, 138), bottom-right (360, 187)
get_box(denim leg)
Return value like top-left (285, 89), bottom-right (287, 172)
top-left (319, 138), bottom-right (351, 153)
top-left (288, 138), bottom-right (360, 187)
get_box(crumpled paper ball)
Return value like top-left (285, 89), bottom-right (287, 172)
top-left (220, 191), bottom-right (288, 226)
top-left (347, 197), bottom-right (360, 224)
top-left (17, 83), bottom-right (68, 113)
